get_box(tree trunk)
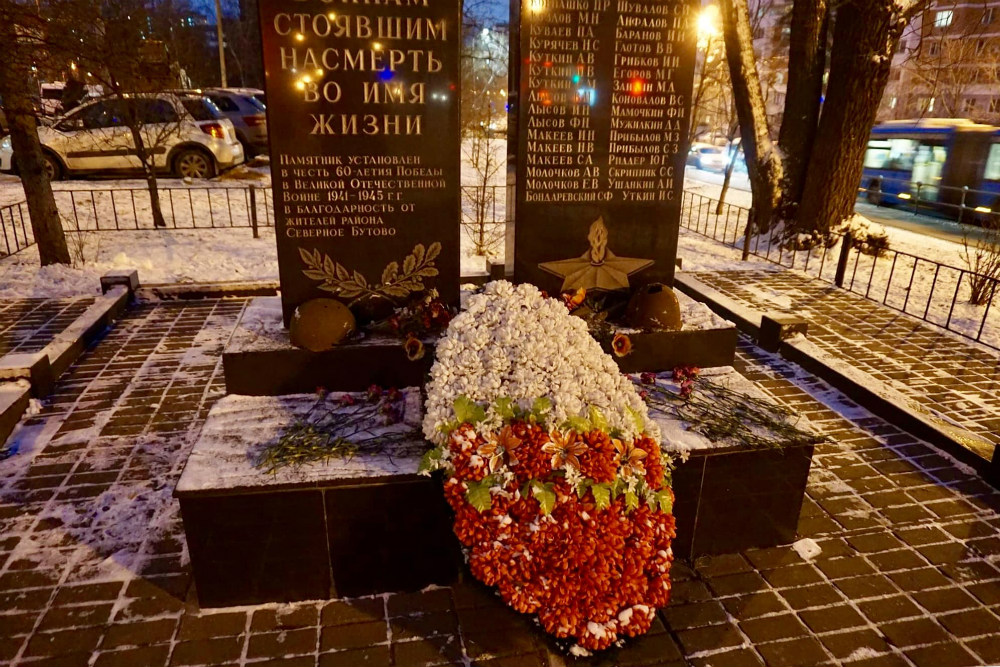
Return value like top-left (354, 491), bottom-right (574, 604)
top-left (716, 146), bottom-right (741, 215)
top-left (720, 0), bottom-right (783, 232)
top-left (127, 125), bottom-right (168, 228)
top-left (796, 0), bottom-right (903, 234)
top-left (777, 0), bottom-right (828, 214)
top-left (0, 16), bottom-right (71, 266)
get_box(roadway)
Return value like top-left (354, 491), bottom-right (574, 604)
top-left (685, 168), bottom-right (993, 246)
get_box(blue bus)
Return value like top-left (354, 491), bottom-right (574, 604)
top-left (860, 119), bottom-right (1000, 221)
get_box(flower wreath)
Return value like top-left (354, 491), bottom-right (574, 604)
top-left (421, 281), bottom-right (675, 651)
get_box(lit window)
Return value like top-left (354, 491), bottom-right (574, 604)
top-left (989, 98), bottom-right (1000, 114)
top-left (890, 96), bottom-right (897, 109)
top-left (934, 10), bottom-right (953, 27)
top-left (962, 98), bottom-right (977, 113)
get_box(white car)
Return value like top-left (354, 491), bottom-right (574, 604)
top-left (0, 94), bottom-right (244, 180)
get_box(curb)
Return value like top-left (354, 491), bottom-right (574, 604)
top-left (674, 272), bottom-right (998, 484)
top-left (139, 281), bottom-right (280, 300)
top-left (0, 381), bottom-right (30, 448)
top-left (0, 286), bottom-right (130, 397)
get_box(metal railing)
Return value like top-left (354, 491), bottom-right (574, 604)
top-left (0, 183), bottom-right (511, 259)
top-left (858, 175), bottom-right (1000, 225)
top-left (680, 190), bottom-right (1000, 351)
top-left (0, 201), bottom-right (34, 257)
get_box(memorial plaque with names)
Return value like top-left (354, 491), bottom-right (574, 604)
top-left (510, 0), bottom-right (697, 294)
top-left (259, 0), bottom-right (461, 325)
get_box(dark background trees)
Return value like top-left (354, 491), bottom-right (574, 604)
top-left (721, 0), bottom-right (930, 240)
top-left (0, 0), bottom-right (70, 265)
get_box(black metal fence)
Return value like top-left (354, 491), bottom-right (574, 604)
top-left (858, 175), bottom-right (1000, 226)
top-left (0, 201), bottom-right (34, 257)
top-left (681, 190), bottom-right (1000, 351)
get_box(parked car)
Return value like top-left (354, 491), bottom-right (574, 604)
top-left (686, 144), bottom-right (728, 172)
top-left (0, 93), bottom-right (244, 180)
top-left (38, 82), bottom-right (102, 117)
top-left (200, 88), bottom-right (268, 157)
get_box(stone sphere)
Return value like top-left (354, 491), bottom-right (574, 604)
top-left (626, 283), bottom-right (682, 331)
top-left (289, 298), bottom-right (356, 352)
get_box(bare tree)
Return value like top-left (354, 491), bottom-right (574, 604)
top-left (961, 217), bottom-right (1000, 306)
top-left (0, 0), bottom-right (70, 265)
top-left (907, 33), bottom-right (1000, 121)
top-left (45, 0), bottom-right (201, 228)
top-left (461, 24), bottom-right (508, 258)
top-left (721, 0), bottom-right (931, 239)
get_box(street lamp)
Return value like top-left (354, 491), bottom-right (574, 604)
top-left (697, 5), bottom-right (720, 49)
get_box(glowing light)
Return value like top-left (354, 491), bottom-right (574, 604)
top-left (527, 0), bottom-right (544, 13)
top-left (327, 11), bottom-right (336, 19)
top-left (975, 206), bottom-right (992, 213)
top-left (294, 32), bottom-right (304, 42)
top-left (315, 68), bottom-right (324, 76)
top-left (301, 74), bottom-right (312, 83)
top-left (572, 74), bottom-right (580, 83)
top-left (295, 81), bottom-right (306, 90)
top-left (70, 62), bottom-right (77, 71)
top-left (697, 5), bottom-right (721, 46)
top-left (630, 78), bottom-right (646, 95)
top-left (373, 41), bottom-right (383, 50)
top-left (897, 193), bottom-right (912, 200)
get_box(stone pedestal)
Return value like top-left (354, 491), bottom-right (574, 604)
top-left (175, 393), bottom-right (460, 607)
top-left (222, 297), bottom-right (433, 396)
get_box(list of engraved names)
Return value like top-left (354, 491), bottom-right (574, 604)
top-left (523, 0), bottom-right (690, 204)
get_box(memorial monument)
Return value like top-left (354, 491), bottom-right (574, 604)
top-left (509, 0), bottom-right (698, 293)
top-left (259, 0), bottom-right (462, 325)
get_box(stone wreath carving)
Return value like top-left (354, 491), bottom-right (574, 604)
top-left (299, 242), bottom-right (441, 305)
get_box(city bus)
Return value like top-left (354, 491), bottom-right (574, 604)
top-left (860, 118), bottom-right (1000, 221)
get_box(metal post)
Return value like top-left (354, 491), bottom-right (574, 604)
top-left (835, 232), bottom-right (854, 287)
top-left (249, 185), bottom-right (259, 239)
top-left (914, 182), bottom-right (922, 215)
top-left (958, 186), bottom-right (968, 224)
top-left (741, 210), bottom-right (753, 261)
top-left (214, 0), bottom-right (227, 87)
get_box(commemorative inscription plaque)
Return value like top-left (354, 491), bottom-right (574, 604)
top-left (259, 0), bottom-right (461, 325)
top-left (510, 0), bottom-right (698, 293)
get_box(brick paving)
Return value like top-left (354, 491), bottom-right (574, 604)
top-left (693, 269), bottom-right (1000, 454)
top-left (0, 299), bottom-right (999, 667)
top-left (0, 298), bottom-right (97, 356)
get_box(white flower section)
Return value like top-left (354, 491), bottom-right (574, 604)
top-left (423, 281), bottom-right (660, 445)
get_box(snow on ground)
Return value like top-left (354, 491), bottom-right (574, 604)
top-left (0, 228), bottom-right (279, 298)
top-left (682, 176), bottom-right (1000, 349)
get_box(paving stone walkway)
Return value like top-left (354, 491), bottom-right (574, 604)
top-left (693, 269), bottom-right (1000, 455)
top-left (0, 299), bottom-right (999, 667)
top-left (0, 298), bottom-right (97, 356)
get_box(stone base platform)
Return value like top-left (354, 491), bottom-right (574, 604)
top-left (174, 391), bottom-right (459, 608)
top-left (177, 387), bottom-right (814, 607)
top-left (222, 298), bottom-right (433, 395)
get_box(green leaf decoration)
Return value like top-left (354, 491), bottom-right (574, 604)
top-left (625, 490), bottom-right (639, 512)
top-left (494, 397), bottom-right (516, 420)
top-left (590, 483), bottom-right (611, 510)
top-left (454, 396), bottom-right (486, 424)
top-left (466, 479), bottom-right (493, 512)
top-left (610, 478), bottom-right (625, 499)
top-left (588, 406), bottom-right (609, 432)
top-left (531, 481), bottom-right (556, 515)
top-left (417, 446), bottom-right (442, 474)
top-left (562, 415), bottom-right (592, 433)
top-left (626, 406), bottom-right (645, 433)
top-left (576, 479), bottom-right (589, 499)
top-left (530, 397), bottom-right (552, 421)
top-left (437, 420), bottom-right (460, 435)
top-left (655, 489), bottom-right (674, 514)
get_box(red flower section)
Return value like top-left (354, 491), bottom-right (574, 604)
top-left (444, 420), bottom-right (675, 651)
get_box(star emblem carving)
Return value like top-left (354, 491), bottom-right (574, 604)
top-left (539, 217), bottom-right (653, 291)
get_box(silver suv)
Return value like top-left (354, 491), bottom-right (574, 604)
top-left (0, 93), bottom-right (244, 180)
top-left (200, 88), bottom-right (268, 157)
